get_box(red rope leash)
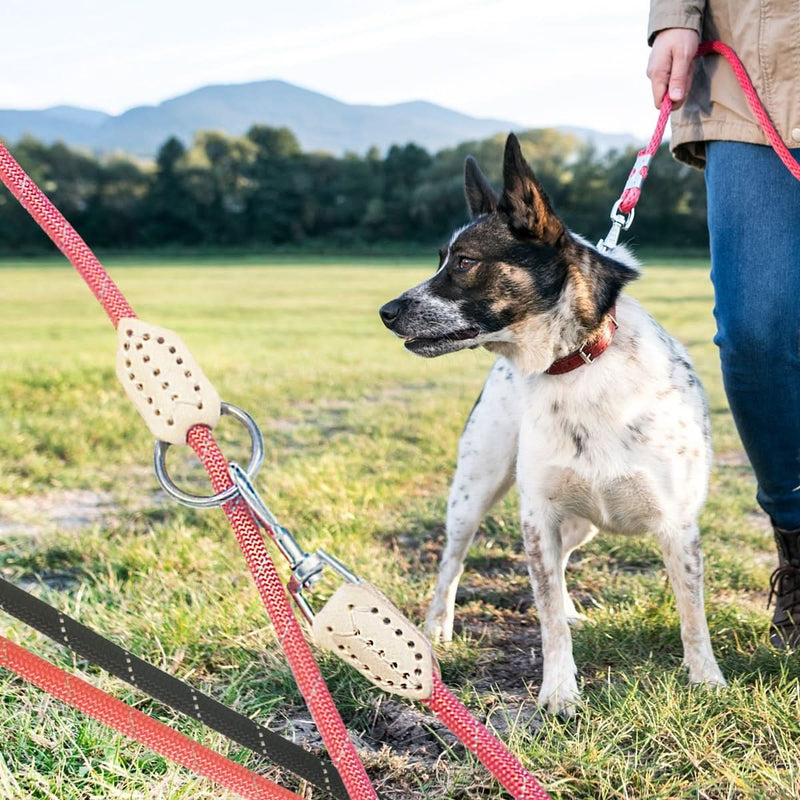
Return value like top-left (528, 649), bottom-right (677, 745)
top-left (0, 635), bottom-right (302, 800)
top-left (617, 40), bottom-right (800, 216)
top-left (188, 426), bottom-right (379, 799)
top-left (0, 145), bottom-right (134, 327)
top-left (424, 676), bottom-right (551, 800)
top-left (697, 41), bottom-right (800, 181)
top-left (0, 141), bottom-right (378, 800)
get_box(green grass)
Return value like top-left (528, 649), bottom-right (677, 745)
top-left (1, 255), bottom-right (798, 799)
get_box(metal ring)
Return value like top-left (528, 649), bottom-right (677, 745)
top-left (153, 402), bottom-right (264, 509)
top-left (609, 199), bottom-right (635, 230)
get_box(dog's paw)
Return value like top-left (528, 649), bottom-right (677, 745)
top-left (689, 663), bottom-right (727, 689)
top-left (536, 676), bottom-right (581, 717)
top-left (424, 609), bottom-right (454, 645)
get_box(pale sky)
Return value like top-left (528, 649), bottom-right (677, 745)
top-left (2, 0), bottom-right (658, 139)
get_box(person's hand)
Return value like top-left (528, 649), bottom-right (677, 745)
top-left (646, 28), bottom-right (700, 109)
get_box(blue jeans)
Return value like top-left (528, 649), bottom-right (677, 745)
top-left (705, 141), bottom-right (800, 530)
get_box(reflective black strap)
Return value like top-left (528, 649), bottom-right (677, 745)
top-left (0, 576), bottom-right (350, 799)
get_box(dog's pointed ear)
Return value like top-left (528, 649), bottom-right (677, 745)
top-left (464, 156), bottom-right (498, 219)
top-left (498, 133), bottom-right (564, 246)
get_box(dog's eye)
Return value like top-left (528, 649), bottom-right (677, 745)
top-left (454, 256), bottom-right (478, 272)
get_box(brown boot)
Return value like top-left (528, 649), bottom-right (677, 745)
top-left (768, 524), bottom-right (800, 649)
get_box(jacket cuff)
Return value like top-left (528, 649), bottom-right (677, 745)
top-left (648, 2), bottom-right (705, 45)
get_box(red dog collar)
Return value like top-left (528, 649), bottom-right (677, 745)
top-left (545, 307), bottom-right (618, 375)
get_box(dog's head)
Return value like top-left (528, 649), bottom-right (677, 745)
top-left (379, 133), bottom-right (638, 373)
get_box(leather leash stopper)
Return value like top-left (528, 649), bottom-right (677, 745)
top-left (312, 581), bottom-right (436, 700)
top-left (116, 318), bottom-right (221, 445)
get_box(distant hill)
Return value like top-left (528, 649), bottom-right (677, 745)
top-left (0, 105), bottom-right (111, 148)
top-left (0, 80), bottom-right (519, 158)
top-left (0, 79), bottom-right (642, 160)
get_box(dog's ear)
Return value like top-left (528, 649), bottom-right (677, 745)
top-left (498, 133), bottom-right (564, 246)
top-left (464, 156), bottom-right (498, 219)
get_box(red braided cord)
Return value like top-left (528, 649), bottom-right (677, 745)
top-left (0, 142), bottom-right (135, 327)
top-left (187, 425), bottom-right (378, 800)
top-left (0, 142), bottom-right (377, 800)
top-left (0, 635), bottom-right (302, 800)
top-left (697, 41), bottom-right (800, 181)
top-left (617, 40), bottom-right (800, 215)
top-left (424, 675), bottom-right (552, 800)
top-left (617, 100), bottom-right (671, 214)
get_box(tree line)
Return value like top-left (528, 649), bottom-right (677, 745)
top-left (0, 126), bottom-right (709, 253)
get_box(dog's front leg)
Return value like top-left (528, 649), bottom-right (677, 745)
top-left (520, 494), bottom-right (579, 715)
top-left (426, 360), bottom-right (520, 643)
top-left (427, 464), bottom-right (515, 643)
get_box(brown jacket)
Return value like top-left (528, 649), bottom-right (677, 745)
top-left (648, 0), bottom-right (800, 168)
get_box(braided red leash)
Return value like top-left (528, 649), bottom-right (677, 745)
top-left (424, 676), bottom-right (551, 800)
top-left (0, 144), bottom-right (135, 327)
top-left (188, 426), bottom-right (379, 798)
top-left (0, 140), bottom-right (378, 800)
top-left (197, 421), bottom-right (554, 799)
top-left (0, 635), bottom-right (302, 800)
top-left (696, 41), bottom-right (800, 181)
top-left (617, 40), bottom-right (800, 216)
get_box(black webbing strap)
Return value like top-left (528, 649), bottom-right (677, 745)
top-left (0, 575), bottom-right (349, 799)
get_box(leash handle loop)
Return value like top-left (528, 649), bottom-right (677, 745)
top-left (609, 39), bottom-right (800, 239)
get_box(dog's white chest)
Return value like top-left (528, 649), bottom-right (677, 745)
top-left (541, 464), bottom-right (663, 535)
top-left (513, 324), bottom-right (709, 535)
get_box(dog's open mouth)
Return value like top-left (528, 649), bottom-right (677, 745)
top-left (403, 327), bottom-right (481, 356)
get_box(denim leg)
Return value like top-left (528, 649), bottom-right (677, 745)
top-left (705, 141), bottom-right (800, 529)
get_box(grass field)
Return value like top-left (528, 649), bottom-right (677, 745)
top-left (0, 255), bottom-right (798, 799)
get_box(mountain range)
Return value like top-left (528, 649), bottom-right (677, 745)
top-left (0, 79), bottom-right (640, 159)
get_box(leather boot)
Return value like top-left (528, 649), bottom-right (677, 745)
top-left (768, 524), bottom-right (800, 649)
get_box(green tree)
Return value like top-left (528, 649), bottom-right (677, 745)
top-left (81, 157), bottom-right (149, 247)
top-left (190, 131), bottom-right (256, 244)
top-left (140, 137), bottom-right (203, 245)
top-left (246, 125), bottom-right (301, 159)
top-left (245, 125), bottom-right (304, 244)
top-left (0, 128), bottom-right (710, 253)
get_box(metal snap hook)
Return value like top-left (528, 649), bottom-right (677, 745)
top-left (153, 402), bottom-right (264, 508)
top-left (609, 199), bottom-right (635, 230)
top-left (597, 201), bottom-right (636, 253)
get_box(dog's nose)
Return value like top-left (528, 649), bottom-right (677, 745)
top-left (379, 298), bottom-right (403, 327)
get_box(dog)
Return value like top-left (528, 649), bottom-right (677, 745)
top-left (378, 133), bottom-right (726, 714)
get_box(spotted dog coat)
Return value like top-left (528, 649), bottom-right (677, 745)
top-left (379, 134), bottom-right (725, 714)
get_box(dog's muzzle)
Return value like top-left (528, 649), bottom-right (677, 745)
top-left (379, 295), bottom-right (480, 357)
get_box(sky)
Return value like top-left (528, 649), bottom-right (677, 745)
top-left (2, 0), bottom-right (658, 139)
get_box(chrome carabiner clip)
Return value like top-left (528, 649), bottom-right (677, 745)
top-left (228, 462), bottom-right (360, 623)
top-left (597, 200), bottom-right (635, 254)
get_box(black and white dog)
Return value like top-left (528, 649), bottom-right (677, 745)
top-left (379, 134), bottom-right (725, 714)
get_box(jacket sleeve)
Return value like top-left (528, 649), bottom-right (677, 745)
top-left (648, 0), bottom-right (706, 45)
